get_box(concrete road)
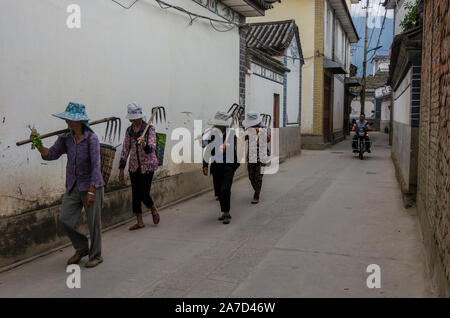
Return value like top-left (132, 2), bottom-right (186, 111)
top-left (0, 132), bottom-right (433, 297)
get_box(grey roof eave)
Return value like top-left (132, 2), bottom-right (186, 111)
top-left (247, 47), bottom-right (291, 74)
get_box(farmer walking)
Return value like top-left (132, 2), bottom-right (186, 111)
top-left (119, 102), bottom-right (160, 230)
top-left (30, 102), bottom-right (105, 268)
top-left (242, 111), bottom-right (271, 204)
top-left (202, 111), bottom-right (240, 224)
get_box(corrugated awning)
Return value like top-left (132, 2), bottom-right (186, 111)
top-left (345, 77), bottom-right (361, 86)
top-left (324, 58), bottom-right (347, 74)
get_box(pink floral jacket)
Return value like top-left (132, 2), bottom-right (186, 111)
top-left (119, 123), bottom-right (158, 173)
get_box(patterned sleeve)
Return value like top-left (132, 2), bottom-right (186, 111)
top-left (42, 136), bottom-right (67, 161)
top-left (143, 125), bottom-right (156, 154)
top-left (89, 133), bottom-right (104, 188)
top-left (119, 128), bottom-right (131, 169)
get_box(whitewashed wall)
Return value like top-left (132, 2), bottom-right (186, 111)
top-left (285, 40), bottom-right (301, 125)
top-left (300, 61), bottom-right (314, 133)
top-left (393, 69), bottom-right (412, 124)
top-left (245, 70), bottom-right (284, 127)
top-left (0, 0), bottom-right (240, 217)
top-left (333, 75), bottom-right (345, 132)
top-left (393, 0), bottom-right (415, 36)
top-left (350, 96), bottom-right (376, 119)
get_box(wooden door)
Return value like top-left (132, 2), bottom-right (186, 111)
top-left (323, 74), bottom-right (332, 142)
top-left (273, 94), bottom-right (280, 128)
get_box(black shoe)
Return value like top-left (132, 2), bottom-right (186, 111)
top-left (218, 214), bottom-right (232, 221)
top-left (368, 149), bottom-right (371, 153)
top-left (222, 215), bottom-right (231, 224)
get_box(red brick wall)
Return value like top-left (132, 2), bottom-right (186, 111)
top-left (417, 0), bottom-right (450, 296)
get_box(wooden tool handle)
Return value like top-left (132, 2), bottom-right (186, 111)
top-left (16, 117), bottom-right (118, 146)
top-left (140, 109), bottom-right (157, 139)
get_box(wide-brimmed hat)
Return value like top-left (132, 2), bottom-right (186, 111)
top-left (207, 111), bottom-right (231, 127)
top-left (53, 102), bottom-right (90, 122)
top-left (242, 111), bottom-right (262, 129)
top-left (126, 102), bottom-right (145, 120)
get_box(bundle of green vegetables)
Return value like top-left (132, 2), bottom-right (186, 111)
top-left (30, 128), bottom-right (43, 150)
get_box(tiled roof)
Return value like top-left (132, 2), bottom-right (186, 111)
top-left (353, 73), bottom-right (389, 91)
top-left (246, 19), bottom-right (300, 56)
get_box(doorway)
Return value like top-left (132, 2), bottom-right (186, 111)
top-left (273, 94), bottom-right (280, 128)
top-left (323, 74), bottom-right (332, 143)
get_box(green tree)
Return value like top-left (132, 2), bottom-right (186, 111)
top-left (400, 0), bottom-right (419, 32)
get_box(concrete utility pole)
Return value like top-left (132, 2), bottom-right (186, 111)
top-left (361, 0), bottom-right (370, 114)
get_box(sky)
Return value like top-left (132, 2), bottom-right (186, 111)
top-left (351, 0), bottom-right (394, 19)
top-left (350, 0), bottom-right (394, 77)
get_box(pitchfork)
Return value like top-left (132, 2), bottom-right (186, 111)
top-left (261, 113), bottom-right (272, 127)
top-left (139, 106), bottom-right (167, 140)
top-left (103, 117), bottom-right (122, 143)
top-left (223, 103), bottom-right (244, 146)
top-left (199, 103), bottom-right (244, 140)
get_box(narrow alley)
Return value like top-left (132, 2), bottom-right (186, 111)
top-left (0, 133), bottom-right (433, 297)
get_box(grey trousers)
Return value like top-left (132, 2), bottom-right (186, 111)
top-left (60, 185), bottom-right (104, 260)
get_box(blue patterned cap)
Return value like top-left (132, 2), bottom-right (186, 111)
top-left (53, 102), bottom-right (90, 122)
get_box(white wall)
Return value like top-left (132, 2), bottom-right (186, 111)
top-left (0, 0), bottom-right (240, 216)
top-left (350, 96), bottom-right (376, 119)
top-left (381, 99), bottom-right (391, 121)
top-left (285, 39), bottom-right (301, 125)
top-left (245, 69), bottom-right (284, 127)
top-left (300, 60), bottom-right (314, 133)
top-left (394, 0), bottom-right (415, 36)
top-left (333, 75), bottom-right (345, 132)
top-left (393, 69), bottom-right (412, 124)
top-left (324, 0), bottom-right (333, 59)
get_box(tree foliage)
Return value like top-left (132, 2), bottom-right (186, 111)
top-left (400, 0), bottom-right (419, 32)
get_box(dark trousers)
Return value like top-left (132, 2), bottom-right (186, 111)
top-left (211, 167), bottom-right (220, 197)
top-left (130, 169), bottom-right (155, 214)
top-left (211, 163), bottom-right (236, 213)
top-left (247, 163), bottom-right (264, 199)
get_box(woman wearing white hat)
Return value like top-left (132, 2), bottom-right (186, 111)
top-left (119, 102), bottom-right (160, 230)
top-left (243, 111), bottom-right (271, 204)
top-left (202, 111), bottom-right (240, 224)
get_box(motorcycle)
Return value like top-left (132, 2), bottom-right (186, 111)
top-left (353, 126), bottom-right (371, 160)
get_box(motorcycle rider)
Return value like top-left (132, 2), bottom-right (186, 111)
top-left (352, 113), bottom-right (372, 153)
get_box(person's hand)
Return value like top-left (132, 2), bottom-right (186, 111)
top-left (137, 137), bottom-right (146, 147)
top-left (30, 130), bottom-right (39, 139)
top-left (85, 192), bottom-right (95, 209)
top-left (119, 169), bottom-right (125, 183)
top-left (202, 167), bottom-right (208, 176)
top-left (220, 143), bottom-right (226, 153)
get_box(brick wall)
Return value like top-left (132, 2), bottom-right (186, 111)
top-left (417, 0), bottom-right (450, 297)
top-left (313, 0), bottom-right (324, 136)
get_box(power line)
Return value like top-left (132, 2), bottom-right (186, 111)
top-left (368, 8), bottom-right (388, 61)
top-left (111, 0), bottom-right (239, 32)
top-left (111, 0), bottom-right (139, 9)
top-left (367, 0), bottom-right (382, 49)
